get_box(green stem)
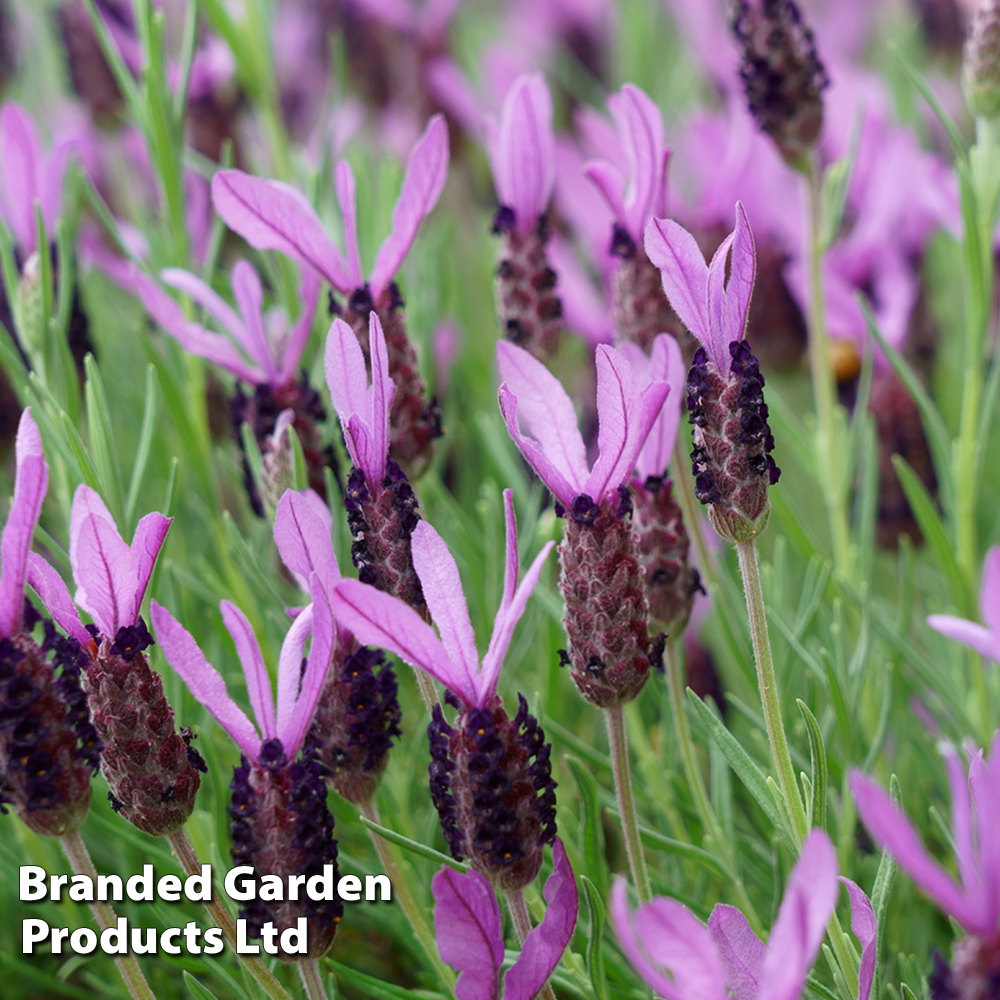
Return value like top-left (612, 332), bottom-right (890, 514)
top-left (60, 830), bottom-right (158, 1000)
top-left (359, 801), bottom-right (455, 991)
top-left (605, 702), bottom-right (652, 903)
top-left (298, 958), bottom-right (330, 1000)
top-left (734, 540), bottom-right (809, 843)
top-left (806, 160), bottom-right (852, 578)
top-left (167, 829), bottom-right (293, 1000)
top-left (412, 665), bottom-right (440, 715)
top-left (664, 641), bottom-right (762, 935)
top-left (505, 889), bottom-right (557, 1000)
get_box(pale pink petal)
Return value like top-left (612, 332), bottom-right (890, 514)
top-left (624, 333), bottom-right (684, 480)
top-left (706, 232), bottom-right (736, 365)
top-left (707, 905), bottom-right (764, 1000)
top-left (583, 159), bottom-right (627, 232)
top-left (943, 744), bottom-right (978, 910)
top-left (927, 614), bottom-right (999, 662)
top-left (426, 57), bottom-right (486, 140)
top-left (127, 511), bottom-right (172, 625)
top-left (332, 579), bottom-right (474, 703)
top-left (150, 601), bottom-right (261, 761)
top-left (411, 520), bottom-right (480, 701)
top-left (432, 866), bottom-right (502, 1000)
top-left (212, 170), bottom-right (352, 291)
top-left (851, 772), bottom-right (987, 934)
top-left (325, 318), bottom-right (372, 471)
top-left (26, 553), bottom-right (90, 647)
top-left (275, 602), bottom-right (314, 751)
top-left (644, 217), bottom-right (717, 366)
top-left (368, 311), bottom-right (394, 483)
top-left (221, 600), bottom-right (276, 741)
top-left (0, 410), bottom-right (47, 636)
top-left (496, 342), bottom-right (587, 494)
top-left (231, 261), bottom-right (280, 383)
top-left (0, 102), bottom-right (41, 251)
top-left (721, 203), bottom-right (756, 345)
top-left (278, 269), bottom-right (321, 381)
top-left (370, 114), bottom-right (450, 295)
top-left (839, 879), bottom-right (877, 1000)
top-left (335, 161), bottom-right (364, 289)
top-left (976, 736), bottom-right (1000, 927)
top-left (160, 268), bottom-right (244, 341)
top-left (274, 489), bottom-right (340, 594)
top-left (979, 547), bottom-right (1000, 638)
top-left (585, 345), bottom-right (641, 500)
top-left (504, 839), bottom-right (578, 1000)
top-left (759, 829), bottom-right (839, 1000)
top-left (619, 84), bottom-right (666, 239)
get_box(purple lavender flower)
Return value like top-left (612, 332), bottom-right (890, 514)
top-left (432, 838), bottom-right (578, 1000)
top-left (646, 203), bottom-right (780, 544)
top-left (928, 547), bottom-right (1000, 662)
top-left (327, 311), bottom-right (425, 611)
top-left (212, 114), bottom-right (449, 474)
top-left (611, 829), bottom-right (876, 1000)
top-left (332, 490), bottom-right (558, 889)
top-left (852, 739), bottom-right (1000, 997)
top-left (134, 261), bottom-right (327, 516)
top-left (273, 488), bottom-right (401, 804)
top-left (0, 411), bottom-right (100, 837)
top-left (27, 486), bottom-right (204, 837)
top-left (151, 574), bottom-right (342, 959)
top-left (498, 339), bottom-right (668, 705)
top-left (488, 73), bottom-right (563, 360)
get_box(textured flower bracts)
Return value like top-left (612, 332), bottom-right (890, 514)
top-left (646, 203), bottom-right (780, 544)
top-left (332, 490), bottom-right (557, 889)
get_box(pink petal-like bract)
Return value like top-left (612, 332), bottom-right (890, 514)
top-left (707, 905), bottom-right (765, 1000)
top-left (839, 878), bottom-right (877, 1000)
top-left (221, 600), bottom-right (277, 743)
top-left (26, 553), bottom-right (91, 648)
top-left (431, 866), bottom-right (503, 1000)
top-left (0, 101), bottom-right (42, 252)
top-left (274, 489), bottom-right (340, 594)
top-left (503, 839), bottom-right (578, 1000)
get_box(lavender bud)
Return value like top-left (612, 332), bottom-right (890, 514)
top-left (428, 695), bottom-right (556, 890)
top-left (964, 0), bottom-right (1000, 118)
top-left (610, 236), bottom-right (688, 354)
top-left (928, 934), bottom-right (1000, 1000)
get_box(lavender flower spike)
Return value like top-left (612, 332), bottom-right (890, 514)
top-left (213, 115), bottom-right (448, 474)
top-left (489, 73), bottom-right (563, 360)
top-left (927, 546), bottom-right (1000, 663)
top-left (498, 339), bottom-right (669, 705)
top-left (0, 410), bottom-right (100, 837)
top-left (612, 829), bottom-right (876, 1000)
top-left (646, 202), bottom-right (780, 544)
top-left (27, 485), bottom-right (205, 836)
top-left (151, 576), bottom-right (342, 959)
top-left (273, 488), bottom-right (401, 804)
top-left (432, 838), bottom-right (578, 1000)
top-left (332, 491), bottom-right (558, 888)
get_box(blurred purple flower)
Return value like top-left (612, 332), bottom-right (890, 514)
top-left (928, 547), bottom-right (1000, 663)
top-left (432, 838), bottom-right (578, 1000)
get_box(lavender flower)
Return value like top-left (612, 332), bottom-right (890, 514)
top-left (151, 574), bottom-right (342, 960)
top-left (852, 739), bottom-right (1000, 998)
top-left (326, 312), bottom-right (424, 611)
top-left (0, 411), bottom-right (100, 837)
top-left (332, 490), bottom-right (558, 889)
top-left (611, 829), bottom-right (876, 1000)
top-left (928, 547), bottom-right (1000, 662)
top-left (964, 0), bottom-right (1000, 118)
top-left (646, 203), bottom-right (780, 544)
top-left (498, 339), bottom-right (668, 705)
top-left (488, 73), bottom-right (562, 360)
top-left (432, 838), bottom-right (578, 1000)
top-left (212, 114), bottom-right (449, 475)
top-left (273, 488), bottom-right (401, 804)
top-left (135, 261), bottom-right (326, 516)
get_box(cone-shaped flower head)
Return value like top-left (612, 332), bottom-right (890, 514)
top-left (489, 73), bottom-right (562, 360)
top-left (213, 114), bottom-right (448, 475)
top-left (0, 411), bottom-right (100, 836)
top-left (151, 578), bottom-right (342, 959)
top-left (332, 491), bottom-right (558, 888)
top-left (326, 312), bottom-right (425, 609)
top-left (646, 202), bottom-right (780, 544)
top-left (499, 339), bottom-right (669, 705)
top-left (273, 488), bottom-right (401, 804)
top-left (432, 838), bottom-right (578, 1000)
top-left (26, 486), bottom-right (202, 836)
top-left (928, 546), bottom-right (1000, 664)
top-left (611, 829), bottom-right (876, 1000)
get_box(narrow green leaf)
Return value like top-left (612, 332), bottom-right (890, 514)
top-left (81, 0), bottom-right (145, 119)
top-left (580, 876), bottom-right (611, 1000)
top-left (124, 364), bottom-right (161, 532)
top-left (84, 354), bottom-right (125, 525)
top-left (796, 700), bottom-right (828, 830)
top-left (358, 814), bottom-right (468, 873)
top-left (240, 421), bottom-right (266, 503)
top-left (822, 651), bottom-right (853, 754)
top-left (566, 756), bottom-right (608, 898)
top-left (862, 668), bottom-right (893, 772)
top-left (288, 424), bottom-right (308, 493)
top-left (182, 972), bottom-right (225, 1000)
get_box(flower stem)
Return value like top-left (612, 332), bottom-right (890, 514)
top-left (412, 665), bottom-right (440, 714)
top-left (166, 828), bottom-right (293, 1000)
top-left (605, 702), bottom-right (652, 903)
top-left (505, 889), bottom-right (557, 1000)
top-left (664, 641), bottom-right (762, 934)
top-left (298, 958), bottom-right (331, 1000)
top-left (735, 540), bottom-right (809, 843)
top-left (359, 800), bottom-right (455, 991)
top-left (60, 829), bottom-right (158, 1000)
top-left (806, 159), bottom-right (852, 579)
